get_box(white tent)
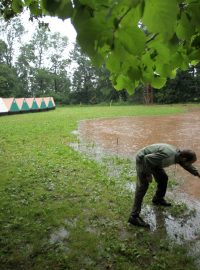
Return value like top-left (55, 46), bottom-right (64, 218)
top-left (0, 98), bottom-right (9, 114)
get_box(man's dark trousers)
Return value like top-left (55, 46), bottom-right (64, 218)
top-left (131, 157), bottom-right (169, 216)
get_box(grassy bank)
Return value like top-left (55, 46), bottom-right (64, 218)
top-left (0, 105), bottom-right (198, 270)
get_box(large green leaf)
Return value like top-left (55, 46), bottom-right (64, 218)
top-left (114, 74), bottom-right (137, 93)
top-left (168, 69), bottom-right (177, 79)
top-left (78, 0), bottom-right (111, 9)
top-left (176, 13), bottom-right (195, 41)
top-left (127, 65), bottom-right (142, 81)
top-left (119, 6), bottom-right (140, 26)
top-left (117, 25), bottom-right (146, 55)
top-left (142, 0), bottom-right (178, 39)
top-left (42, 0), bottom-right (73, 18)
top-left (141, 52), bottom-right (155, 74)
top-left (73, 8), bottom-right (113, 60)
top-left (147, 39), bottom-right (174, 77)
top-left (12, 0), bottom-right (23, 12)
top-left (151, 75), bottom-right (167, 89)
top-left (106, 52), bottom-right (121, 73)
top-left (187, 2), bottom-right (200, 28)
top-left (29, 1), bottom-right (42, 16)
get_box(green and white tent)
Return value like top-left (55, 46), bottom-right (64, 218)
top-left (2, 98), bottom-right (20, 113)
top-left (43, 97), bottom-right (56, 110)
top-left (35, 97), bottom-right (47, 110)
top-left (0, 97), bottom-right (55, 115)
top-left (49, 97), bottom-right (56, 109)
top-left (26, 98), bottom-right (39, 111)
top-left (15, 98), bottom-right (30, 112)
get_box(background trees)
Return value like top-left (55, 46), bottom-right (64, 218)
top-left (5, 0), bottom-right (200, 94)
top-left (154, 66), bottom-right (200, 104)
top-left (0, 17), bottom-right (25, 67)
top-left (0, 17), bottom-right (71, 101)
top-left (0, 10), bottom-right (199, 104)
top-left (0, 63), bottom-right (22, 97)
top-left (1, 1), bottom-right (200, 94)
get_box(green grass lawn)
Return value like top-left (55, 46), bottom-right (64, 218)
top-left (0, 105), bottom-right (198, 270)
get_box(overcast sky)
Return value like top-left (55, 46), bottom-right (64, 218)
top-left (0, 11), bottom-right (78, 71)
top-left (37, 16), bottom-right (77, 43)
top-left (21, 11), bottom-right (77, 46)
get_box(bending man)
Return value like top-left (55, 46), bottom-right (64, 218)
top-left (129, 143), bottom-right (200, 228)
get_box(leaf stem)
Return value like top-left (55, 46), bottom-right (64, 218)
top-left (146, 33), bottom-right (159, 44)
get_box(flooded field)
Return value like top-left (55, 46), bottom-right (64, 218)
top-left (77, 109), bottom-right (200, 199)
top-left (71, 109), bottom-right (200, 267)
top-left (70, 108), bottom-right (200, 264)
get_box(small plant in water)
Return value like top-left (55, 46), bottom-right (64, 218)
top-left (169, 202), bottom-right (189, 217)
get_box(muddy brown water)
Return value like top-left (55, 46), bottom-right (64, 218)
top-left (78, 110), bottom-right (200, 199)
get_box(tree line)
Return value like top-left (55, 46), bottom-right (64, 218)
top-left (0, 16), bottom-right (199, 105)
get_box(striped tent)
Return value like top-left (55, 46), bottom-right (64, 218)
top-left (43, 97), bottom-right (51, 109)
top-left (35, 97), bottom-right (47, 110)
top-left (43, 97), bottom-right (56, 110)
top-left (3, 98), bottom-right (20, 113)
top-left (49, 97), bottom-right (56, 109)
top-left (0, 97), bottom-right (55, 115)
top-left (25, 98), bottom-right (39, 111)
top-left (0, 98), bottom-right (8, 115)
top-left (15, 98), bottom-right (30, 112)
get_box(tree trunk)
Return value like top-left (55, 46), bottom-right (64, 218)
top-left (143, 84), bottom-right (153, 104)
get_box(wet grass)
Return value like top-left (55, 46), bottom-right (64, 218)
top-left (0, 104), bottom-right (199, 270)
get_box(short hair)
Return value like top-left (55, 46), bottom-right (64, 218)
top-left (180, 149), bottom-right (197, 163)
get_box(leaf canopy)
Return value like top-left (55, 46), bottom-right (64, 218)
top-left (2, 0), bottom-right (200, 93)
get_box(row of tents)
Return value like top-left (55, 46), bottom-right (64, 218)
top-left (0, 97), bottom-right (56, 115)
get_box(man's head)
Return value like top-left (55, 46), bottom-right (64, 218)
top-left (179, 149), bottom-right (197, 164)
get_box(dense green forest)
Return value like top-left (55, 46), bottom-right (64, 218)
top-left (0, 15), bottom-right (199, 105)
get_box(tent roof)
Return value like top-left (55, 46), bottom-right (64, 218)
top-left (0, 97), bottom-right (54, 113)
top-left (35, 97), bottom-right (43, 107)
top-left (43, 97), bottom-right (50, 106)
top-left (0, 98), bottom-right (8, 113)
top-left (3, 97), bottom-right (19, 112)
top-left (3, 98), bottom-right (14, 110)
top-left (50, 97), bottom-right (55, 106)
top-left (25, 98), bottom-right (35, 107)
top-left (15, 98), bottom-right (25, 109)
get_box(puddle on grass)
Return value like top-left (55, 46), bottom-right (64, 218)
top-left (141, 193), bottom-right (200, 265)
top-left (70, 141), bottom-right (136, 178)
top-left (69, 108), bottom-right (200, 265)
top-left (124, 182), bottom-right (136, 192)
top-left (142, 193), bottom-right (200, 242)
top-left (50, 227), bottom-right (69, 244)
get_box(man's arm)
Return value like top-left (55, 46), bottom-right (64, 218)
top-left (179, 162), bottom-right (200, 177)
